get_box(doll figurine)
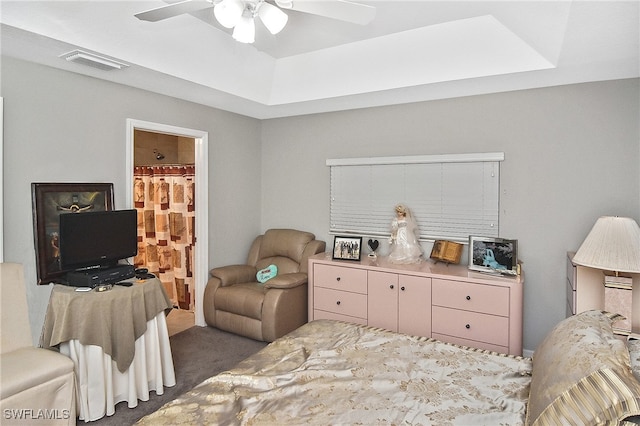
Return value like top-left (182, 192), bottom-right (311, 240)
top-left (388, 204), bottom-right (423, 264)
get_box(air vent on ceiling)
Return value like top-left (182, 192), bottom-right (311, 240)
top-left (60, 50), bottom-right (129, 71)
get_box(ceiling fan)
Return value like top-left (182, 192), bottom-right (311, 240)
top-left (135, 0), bottom-right (376, 43)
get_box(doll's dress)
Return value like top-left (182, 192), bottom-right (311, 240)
top-left (389, 218), bottom-right (422, 264)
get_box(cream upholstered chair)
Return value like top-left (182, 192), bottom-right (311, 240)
top-left (0, 263), bottom-right (76, 425)
top-left (203, 229), bottom-right (325, 342)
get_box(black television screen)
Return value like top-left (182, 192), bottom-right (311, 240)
top-left (59, 209), bottom-right (138, 270)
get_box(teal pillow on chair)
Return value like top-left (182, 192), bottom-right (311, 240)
top-left (256, 264), bottom-right (278, 283)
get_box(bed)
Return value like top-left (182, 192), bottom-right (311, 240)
top-left (137, 310), bottom-right (640, 425)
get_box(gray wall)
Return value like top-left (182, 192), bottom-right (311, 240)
top-left (261, 79), bottom-right (640, 352)
top-left (2, 55), bottom-right (639, 353)
top-left (1, 56), bottom-right (262, 341)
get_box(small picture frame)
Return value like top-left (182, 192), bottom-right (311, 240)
top-left (468, 236), bottom-right (518, 275)
top-left (332, 236), bottom-right (362, 261)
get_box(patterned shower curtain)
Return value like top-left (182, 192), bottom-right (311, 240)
top-left (133, 165), bottom-right (195, 310)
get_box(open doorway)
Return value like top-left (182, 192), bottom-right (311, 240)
top-left (126, 119), bottom-right (208, 327)
top-left (134, 130), bottom-right (195, 311)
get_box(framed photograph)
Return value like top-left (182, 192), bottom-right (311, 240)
top-left (332, 236), bottom-right (362, 261)
top-left (468, 236), bottom-right (518, 275)
top-left (31, 183), bottom-right (114, 284)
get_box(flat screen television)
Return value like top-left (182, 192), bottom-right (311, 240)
top-left (59, 209), bottom-right (138, 271)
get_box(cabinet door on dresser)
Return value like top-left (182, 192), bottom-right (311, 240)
top-left (398, 275), bottom-right (432, 337)
top-left (368, 271), bottom-right (399, 331)
top-left (368, 271), bottom-right (431, 337)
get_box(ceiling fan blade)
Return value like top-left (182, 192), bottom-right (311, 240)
top-left (135, 0), bottom-right (214, 22)
top-left (276, 0), bottom-right (376, 25)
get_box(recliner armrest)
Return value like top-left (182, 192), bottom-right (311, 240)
top-left (264, 273), bottom-right (307, 289)
top-left (210, 265), bottom-right (257, 287)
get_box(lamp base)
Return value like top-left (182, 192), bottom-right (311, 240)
top-left (604, 275), bottom-right (632, 334)
top-left (604, 274), bottom-right (632, 286)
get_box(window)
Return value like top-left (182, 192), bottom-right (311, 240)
top-left (328, 152), bottom-right (503, 242)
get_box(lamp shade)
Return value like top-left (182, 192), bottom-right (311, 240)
top-left (232, 15), bottom-right (255, 43)
top-left (572, 216), bottom-right (640, 273)
top-left (258, 2), bottom-right (288, 35)
top-left (214, 0), bottom-right (244, 29)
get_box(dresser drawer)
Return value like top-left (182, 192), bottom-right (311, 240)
top-left (566, 278), bottom-right (576, 315)
top-left (314, 264), bottom-right (367, 294)
top-left (566, 253), bottom-right (577, 291)
top-left (432, 333), bottom-right (508, 354)
top-left (314, 287), bottom-right (367, 319)
top-left (432, 279), bottom-right (509, 317)
top-left (314, 310), bottom-right (367, 325)
top-left (432, 306), bottom-right (509, 347)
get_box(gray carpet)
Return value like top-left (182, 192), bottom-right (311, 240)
top-left (85, 326), bottom-right (268, 425)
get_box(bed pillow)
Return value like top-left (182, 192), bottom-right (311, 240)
top-left (526, 310), bottom-right (640, 426)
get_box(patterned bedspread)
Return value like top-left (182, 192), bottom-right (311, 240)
top-left (138, 320), bottom-right (532, 425)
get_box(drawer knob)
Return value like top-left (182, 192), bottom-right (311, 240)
top-left (401, 286), bottom-right (405, 291)
top-left (465, 324), bottom-right (471, 329)
top-left (336, 277), bottom-right (341, 281)
top-left (336, 301), bottom-right (341, 305)
top-left (466, 295), bottom-right (471, 301)
top-left (389, 284), bottom-right (394, 289)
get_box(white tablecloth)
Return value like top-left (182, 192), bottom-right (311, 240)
top-left (60, 312), bottom-right (176, 422)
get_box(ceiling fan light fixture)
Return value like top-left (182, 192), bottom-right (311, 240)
top-left (274, 0), bottom-right (293, 9)
top-left (258, 2), bottom-right (288, 35)
top-left (214, 0), bottom-right (244, 28)
top-left (232, 15), bottom-right (255, 43)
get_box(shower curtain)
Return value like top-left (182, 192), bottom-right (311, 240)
top-left (133, 165), bottom-right (195, 310)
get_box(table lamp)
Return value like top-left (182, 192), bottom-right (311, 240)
top-left (572, 216), bottom-right (640, 334)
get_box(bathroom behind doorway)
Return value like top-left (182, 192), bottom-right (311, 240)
top-left (133, 129), bottom-right (195, 311)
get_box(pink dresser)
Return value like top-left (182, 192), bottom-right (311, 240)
top-left (309, 253), bottom-right (523, 356)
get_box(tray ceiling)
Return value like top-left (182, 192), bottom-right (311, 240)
top-left (1, 1), bottom-right (638, 118)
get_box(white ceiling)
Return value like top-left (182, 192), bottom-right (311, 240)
top-left (1, 0), bottom-right (638, 119)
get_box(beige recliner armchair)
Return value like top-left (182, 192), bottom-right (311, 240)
top-left (203, 229), bottom-right (325, 342)
top-left (0, 263), bottom-right (76, 425)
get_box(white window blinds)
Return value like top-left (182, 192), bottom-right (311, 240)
top-left (328, 153), bottom-right (503, 242)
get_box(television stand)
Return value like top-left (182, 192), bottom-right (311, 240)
top-left (66, 264), bottom-right (135, 287)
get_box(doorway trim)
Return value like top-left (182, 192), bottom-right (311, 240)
top-left (126, 119), bottom-right (209, 327)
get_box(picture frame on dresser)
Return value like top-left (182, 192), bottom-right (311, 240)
top-left (468, 236), bottom-right (518, 275)
top-left (332, 236), bottom-right (362, 261)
